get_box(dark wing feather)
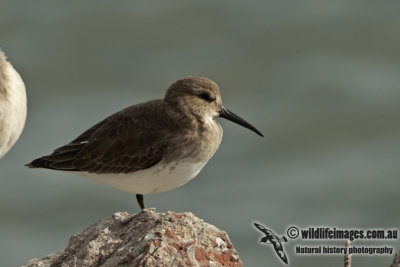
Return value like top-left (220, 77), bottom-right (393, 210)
top-left (27, 100), bottom-right (174, 174)
top-left (254, 222), bottom-right (273, 236)
top-left (272, 241), bottom-right (288, 264)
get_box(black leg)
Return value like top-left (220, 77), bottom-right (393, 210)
top-left (136, 194), bottom-right (145, 210)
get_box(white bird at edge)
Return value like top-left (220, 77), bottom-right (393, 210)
top-left (0, 48), bottom-right (27, 159)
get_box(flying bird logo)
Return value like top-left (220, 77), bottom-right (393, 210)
top-left (253, 222), bottom-right (289, 264)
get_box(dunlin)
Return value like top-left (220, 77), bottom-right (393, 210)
top-left (0, 48), bottom-right (27, 159)
top-left (27, 77), bottom-right (263, 209)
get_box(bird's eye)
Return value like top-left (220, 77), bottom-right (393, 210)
top-left (199, 92), bottom-right (214, 102)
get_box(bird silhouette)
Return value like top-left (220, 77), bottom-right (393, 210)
top-left (254, 222), bottom-right (288, 264)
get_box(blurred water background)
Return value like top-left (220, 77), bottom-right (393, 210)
top-left (1, 1), bottom-right (399, 266)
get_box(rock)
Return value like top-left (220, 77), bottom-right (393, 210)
top-left (23, 209), bottom-right (242, 267)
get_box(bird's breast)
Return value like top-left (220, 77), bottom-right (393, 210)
top-left (171, 117), bottom-right (223, 163)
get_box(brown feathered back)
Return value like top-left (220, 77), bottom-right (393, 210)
top-left (27, 100), bottom-right (182, 174)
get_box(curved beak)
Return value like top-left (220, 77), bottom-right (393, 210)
top-left (219, 107), bottom-right (263, 137)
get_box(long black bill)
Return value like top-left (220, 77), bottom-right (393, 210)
top-left (219, 107), bottom-right (264, 137)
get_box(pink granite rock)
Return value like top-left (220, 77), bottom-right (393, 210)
top-left (24, 209), bottom-right (242, 267)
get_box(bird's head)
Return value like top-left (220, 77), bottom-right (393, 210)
top-left (165, 76), bottom-right (263, 136)
top-left (165, 76), bottom-right (222, 119)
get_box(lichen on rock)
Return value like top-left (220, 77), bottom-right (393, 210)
top-left (23, 209), bottom-right (242, 267)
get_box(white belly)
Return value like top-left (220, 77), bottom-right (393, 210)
top-left (76, 159), bottom-right (208, 195)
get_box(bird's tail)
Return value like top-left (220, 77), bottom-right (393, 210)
top-left (25, 158), bottom-right (53, 169)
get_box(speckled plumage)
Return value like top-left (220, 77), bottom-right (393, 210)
top-left (28, 77), bottom-right (223, 173)
top-left (27, 77), bottom-right (262, 208)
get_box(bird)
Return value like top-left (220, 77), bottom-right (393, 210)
top-left (253, 222), bottom-right (288, 264)
top-left (0, 48), bottom-right (27, 159)
top-left (26, 77), bottom-right (263, 210)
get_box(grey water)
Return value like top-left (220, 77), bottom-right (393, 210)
top-left (1, 1), bottom-right (399, 266)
